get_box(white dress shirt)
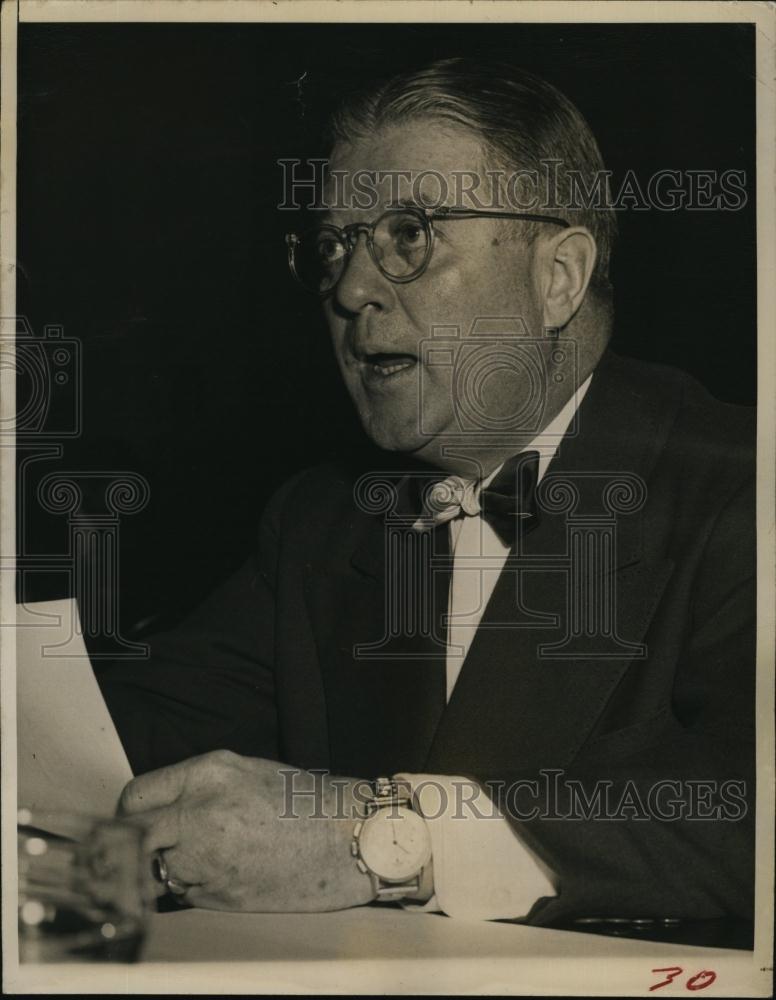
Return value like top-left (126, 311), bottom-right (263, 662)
top-left (397, 375), bottom-right (593, 920)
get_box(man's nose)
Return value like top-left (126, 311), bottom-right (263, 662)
top-left (334, 234), bottom-right (393, 314)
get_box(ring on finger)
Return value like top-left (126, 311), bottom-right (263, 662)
top-left (165, 876), bottom-right (189, 896)
top-left (152, 850), bottom-right (170, 884)
top-left (152, 850), bottom-right (191, 897)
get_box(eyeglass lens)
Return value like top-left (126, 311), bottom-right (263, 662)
top-left (292, 210), bottom-right (431, 293)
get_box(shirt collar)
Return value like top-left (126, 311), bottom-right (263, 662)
top-left (480, 373), bottom-right (594, 491)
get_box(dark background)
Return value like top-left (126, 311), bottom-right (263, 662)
top-left (16, 21), bottom-right (756, 639)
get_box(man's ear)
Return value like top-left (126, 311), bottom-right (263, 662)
top-left (539, 227), bottom-right (598, 329)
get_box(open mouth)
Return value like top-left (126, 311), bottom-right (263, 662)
top-left (363, 352), bottom-right (417, 379)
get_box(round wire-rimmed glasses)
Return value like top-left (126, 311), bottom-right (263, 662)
top-left (285, 205), bottom-right (570, 296)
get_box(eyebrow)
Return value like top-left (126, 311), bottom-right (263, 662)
top-left (306, 197), bottom-right (439, 232)
top-left (386, 197), bottom-right (436, 211)
top-left (306, 207), bottom-right (341, 230)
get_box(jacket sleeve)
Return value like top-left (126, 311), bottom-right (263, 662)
top-left (488, 478), bottom-right (756, 925)
top-left (95, 476), bottom-right (296, 775)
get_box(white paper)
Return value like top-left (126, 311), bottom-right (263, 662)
top-left (16, 599), bottom-right (132, 824)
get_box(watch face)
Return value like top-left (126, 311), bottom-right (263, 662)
top-left (358, 806), bottom-right (432, 882)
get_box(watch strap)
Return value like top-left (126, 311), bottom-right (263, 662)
top-left (353, 777), bottom-right (431, 901)
top-left (365, 776), bottom-right (411, 815)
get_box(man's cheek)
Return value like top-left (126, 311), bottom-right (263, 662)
top-left (419, 363), bottom-right (456, 432)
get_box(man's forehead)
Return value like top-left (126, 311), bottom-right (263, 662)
top-left (323, 120), bottom-right (488, 214)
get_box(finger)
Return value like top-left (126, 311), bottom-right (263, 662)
top-left (154, 844), bottom-right (205, 887)
top-left (128, 804), bottom-right (183, 854)
top-left (179, 885), bottom-right (230, 911)
top-left (149, 878), bottom-right (168, 900)
top-left (118, 758), bottom-right (193, 815)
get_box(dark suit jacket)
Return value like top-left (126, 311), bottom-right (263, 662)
top-left (98, 350), bottom-right (755, 927)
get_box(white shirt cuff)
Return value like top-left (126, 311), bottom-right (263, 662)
top-left (395, 772), bottom-right (558, 921)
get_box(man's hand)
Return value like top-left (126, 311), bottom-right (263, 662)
top-left (118, 750), bottom-right (376, 912)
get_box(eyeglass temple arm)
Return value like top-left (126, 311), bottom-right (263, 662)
top-left (284, 207), bottom-right (570, 244)
top-left (428, 207), bottom-right (570, 228)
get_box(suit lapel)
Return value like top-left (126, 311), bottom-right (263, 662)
top-left (426, 351), bottom-right (677, 774)
top-left (306, 471), bottom-right (451, 777)
top-left (307, 352), bottom-right (678, 777)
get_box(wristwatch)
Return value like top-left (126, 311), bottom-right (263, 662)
top-left (351, 777), bottom-right (433, 901)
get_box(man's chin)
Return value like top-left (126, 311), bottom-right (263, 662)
top-left (363, 425), bottom-right (427, 455)
top-left (356, 412), bottom-right (429, 455)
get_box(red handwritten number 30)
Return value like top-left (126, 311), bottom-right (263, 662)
top-left (650, 968), bottom-right (717, 991)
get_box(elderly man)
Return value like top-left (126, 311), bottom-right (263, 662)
top-left (99, 58), bottom-right (754, 931)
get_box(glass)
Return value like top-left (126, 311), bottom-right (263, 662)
top-left (286, 205), bottom-right (570, 296)
top-left (17, 808), bottom-right (152, 964)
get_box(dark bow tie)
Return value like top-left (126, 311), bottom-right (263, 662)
top-left (412, 450), bottom-right (541, 547)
